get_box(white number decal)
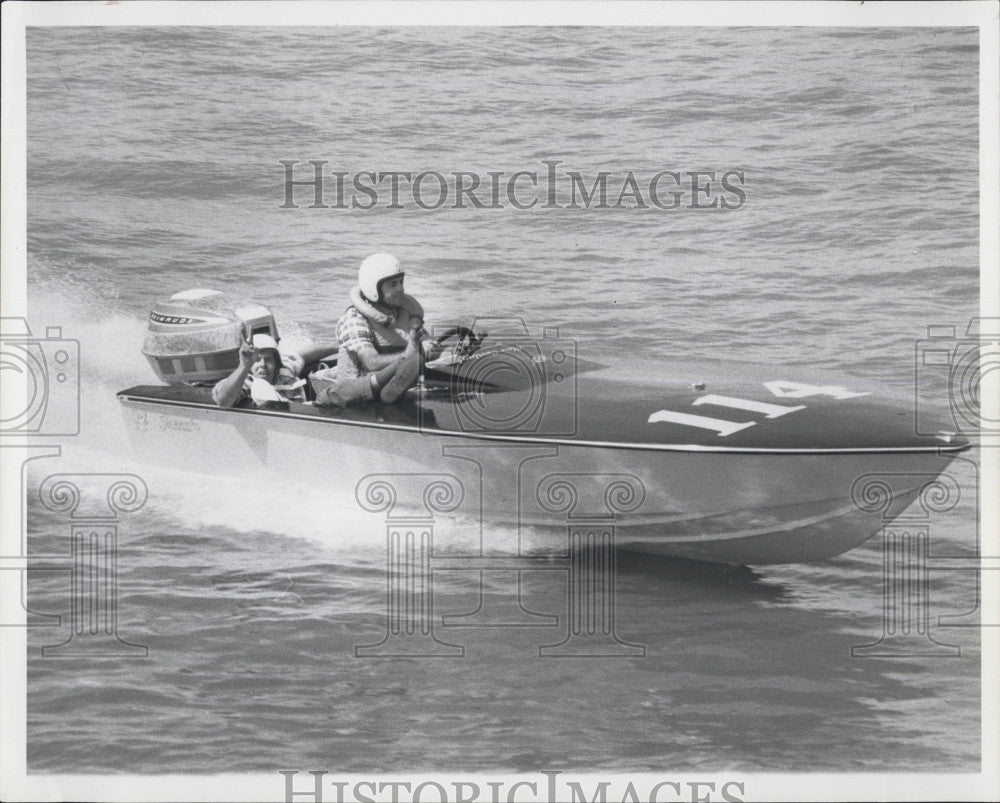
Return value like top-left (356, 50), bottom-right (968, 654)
top-left (648, 410), bottom-right (756, 437)
top-left (763, 381), bottom-right (870, 400)
top-left (648, 381), bottom-right (870, 438)
top-left (693, 394), bottom-right (806, 418)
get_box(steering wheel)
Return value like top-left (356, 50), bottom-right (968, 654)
top-left (433, 326), bottom-right (486, 358)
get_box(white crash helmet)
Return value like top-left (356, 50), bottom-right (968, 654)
top-left (251, 333), bottom-right (283, 368)
top-left (358, 253), bottom-right (404, 303)
top-left (251, 333), bottom-right (280, 352)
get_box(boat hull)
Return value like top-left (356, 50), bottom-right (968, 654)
top-left (117, 388), bottom-right (964, 564)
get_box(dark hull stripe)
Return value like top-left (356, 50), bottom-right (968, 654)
top-left (117, 393), bottom-right (972, 456)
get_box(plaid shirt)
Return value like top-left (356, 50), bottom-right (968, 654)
top-left (337, 306), bottom-right (423, 379)
top-left (336, 306), bottom-right (409, 379)
top-left (336, 307), bottom-right (376, 355)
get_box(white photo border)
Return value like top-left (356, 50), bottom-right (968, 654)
top-left (2, 2), bottom-right (997, 801)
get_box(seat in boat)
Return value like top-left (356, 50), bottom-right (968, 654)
top-left (292, 343), bottom-right (340, 402)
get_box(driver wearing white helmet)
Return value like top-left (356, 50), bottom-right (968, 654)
top-left (212, 333), bottom-right (306, 407)
top-left (329, 253), bottom-right (440, 405)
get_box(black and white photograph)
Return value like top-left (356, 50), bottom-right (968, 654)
top-left (1, 2), bottom-right (997, 801)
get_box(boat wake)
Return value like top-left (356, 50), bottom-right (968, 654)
top-left (21, 283), bottom-right (397, 554)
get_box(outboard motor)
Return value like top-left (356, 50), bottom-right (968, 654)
top-left (141, 289), bottom-right (278, 385)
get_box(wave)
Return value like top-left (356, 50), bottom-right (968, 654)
top-left (20, 276), bottom-right (421, 554)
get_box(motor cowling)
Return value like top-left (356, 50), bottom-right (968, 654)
top-left (141, 289), bottom-right (278, 385)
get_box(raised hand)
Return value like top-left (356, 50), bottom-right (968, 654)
top-left (238, 338), bottom-right (257, 368)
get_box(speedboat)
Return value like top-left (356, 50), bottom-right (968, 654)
top-left (118, 289), bottom-right (970, 565)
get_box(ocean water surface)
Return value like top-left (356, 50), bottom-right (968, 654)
top-left (21, 26), bottom-right (982, 775)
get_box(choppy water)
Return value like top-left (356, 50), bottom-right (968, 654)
top-left (20, 25), bottom-right (983, 778)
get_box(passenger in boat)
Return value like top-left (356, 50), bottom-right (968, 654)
top-left (327, 252), bottom-right (441, 405)
top-left (212, 333), bottom-right (306, 407)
